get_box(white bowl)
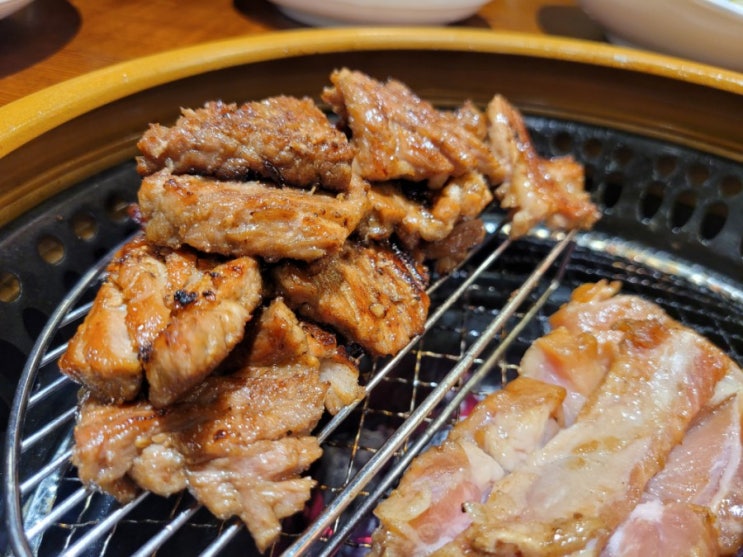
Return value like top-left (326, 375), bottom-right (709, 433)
top-left (0, 0), bottom-right (33, 19)
top-left (579, 0), bottom-right (743, 72)
top-left (268, 0), bottom-right (490, 26)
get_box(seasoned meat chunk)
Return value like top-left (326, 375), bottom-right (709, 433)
top-left (144, 254), bottom-right (263, 407)
top-left (231, 298), bottom-right (364, 415)
top-left (73, 364), bottom-right (327, 553)
top-left (274, 241), bottom-right (430, 356)
top-left (138, 170), bottom-right (369, 262)
top-left (59, 279), bottom-right (142, 403)
top-left (59, 235), bottom-right (263, 405)
top-left (322, 68), bottom-right (504, 187)
top-left (137, 96), bottom-right (354, 191)
top-left (487, 94), bottom-right (601, 237)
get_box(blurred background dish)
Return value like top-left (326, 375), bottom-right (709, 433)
top-left (579, 0), bottom-right (743, 72)
top-left (0, 0), bottom-right (32, 19)
top-left (266, 0), bottom-right (491, 25)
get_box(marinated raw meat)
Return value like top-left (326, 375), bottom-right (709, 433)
top-left (487, 94), bottom-right (600, 237)
top-left (606, 379), bottom-right (743, 556)
top-left (273, 241), bottom-right (430, 356)
top-left (370, 377), bottom-right (565, 556)
top-left (59, 236), bottom-right (263, 405)
top-left (465, 317), bottom-right (732, 555)
top-left (602, 501), bottom-right (720, 557)
top-left (136, 96), bottom-right (354, 191)
top-left (138, 170), bottom-right (369, 262)
top-left (322, 68), bottom-right (504, 187)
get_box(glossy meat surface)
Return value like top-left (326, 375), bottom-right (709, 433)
top-left (322, 68), bottom-right (504, 186)
top-left (370, 377), bottom-right (565, 556)
top-left (73, 364), bottom-right (326, 552)
top-left (466, 318), bottom-right (732, 555)
top-left (138, 170), bottom-right (369, 262)
top-left (136, 96), bottom-right (354, 191)
top-left (487, 94), bottom-right (600, 237)
top-left (60, 236), bottom-right (263, 405)
top-left (274, 241), bottom-right (430, 356)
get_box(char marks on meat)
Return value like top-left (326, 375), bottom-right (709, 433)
top-left (73, 358), bottom-right (328, 553)
top-left (61, 68), bottom-right (608, 552)
top-left (60, 235), bottom-right (263, 405)
top-left (322, 68), bottom-right (505, 187)
top-left (138, 170), bottom-right (369, 262)
top-left (487, 94), bottom-right (600, 237)
top-left (136, 96), bottom-right (354, 191)
top-left (274, 241), bottom-right (430, 357)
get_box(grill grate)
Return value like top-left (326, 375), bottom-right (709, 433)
top-left (4, 117), bottom-right (743, 556)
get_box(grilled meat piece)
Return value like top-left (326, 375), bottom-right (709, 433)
top-left (145, 253), bottom-right (263, 407)
top-left (487, 94), bottom-right (600, 237)
top-left (59, 279), bottom-right (142, 403)
top-left (229, 298), bottom-right (364, 415)
top-left (273, 241), bottom-right (430, 357)
top-left (359, 172), bottom-right (493, 245)
top-left (322, 68), bottom-right (504, 187)
top-left (138, 170), bottom-right (369, 262)
top-left (136, 97), bottom-right (354, 191)
top-left (59, 236), bottom-right (262, 406)
top-left (73, 364), bottom-right (327, 553)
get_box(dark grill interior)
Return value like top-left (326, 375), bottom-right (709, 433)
top-left (2, 116), bottom-right (743, 556)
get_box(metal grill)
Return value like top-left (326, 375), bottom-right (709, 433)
top-left (4, 116), bottom-right (743, 556)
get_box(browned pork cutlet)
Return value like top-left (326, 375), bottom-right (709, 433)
top-left (322, 68), bottom-right (505, 187)
top-left (138, 170), bottom-right (369, 262)
top-left (59, 235), bottom-right (263, 406)
top-left (232, 298), bottom-right (365, 415)
top-left (59, 279), bottom-right (142, 403)
top-left (357, 171), bottom-right (493, 273)
top-left (273, 241), bottom-right (430, 357)
top-left (73, 364), bottom-right (327, 552)
top-left (145, 253), bottom-right (263, 408)
top-left (487, 94), bottom-right (600, 237)
top-left (136, 96), bottom-right (354, 191)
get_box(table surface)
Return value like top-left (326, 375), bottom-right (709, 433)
top-left (0, 0), bottom-right (606, 108)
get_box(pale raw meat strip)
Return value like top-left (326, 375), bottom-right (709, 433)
top-left (465, 317), bottom-right (732, 556)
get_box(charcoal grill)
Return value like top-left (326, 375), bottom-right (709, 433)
top-left (2, 28), bottom-right (743, 557)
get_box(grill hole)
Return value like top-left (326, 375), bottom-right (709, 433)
top-left (720, 174), bottom-right (743, 198)
top-left (612, 145), bottom-right (633, 167)
top-left (37, 235), bottom-right (65, 265)
top-left (0, 271), bottom-right (21, 303)
top-left (655, 154), bottom-right (677, 178)
top-left (106, 193), bottom-right (132, 223)
top-left (687, 163), bottom-right (711, 186)
top-left (699, 201), bottom-right (728, 242)
top-left (602, 172), bottom-right (623, 209)
top-left (71, 211), bottom-right (99, 241)
top-left (670, 190), bottom-right (698, 231)
top-left (583, 164), bottom-right (597, 193)
top-left (551, 131), bottom-right (573, 155)
top-left (582, 138), bottom-right (603, 160)
top-left (639, 181), bottom-right (665, 221)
